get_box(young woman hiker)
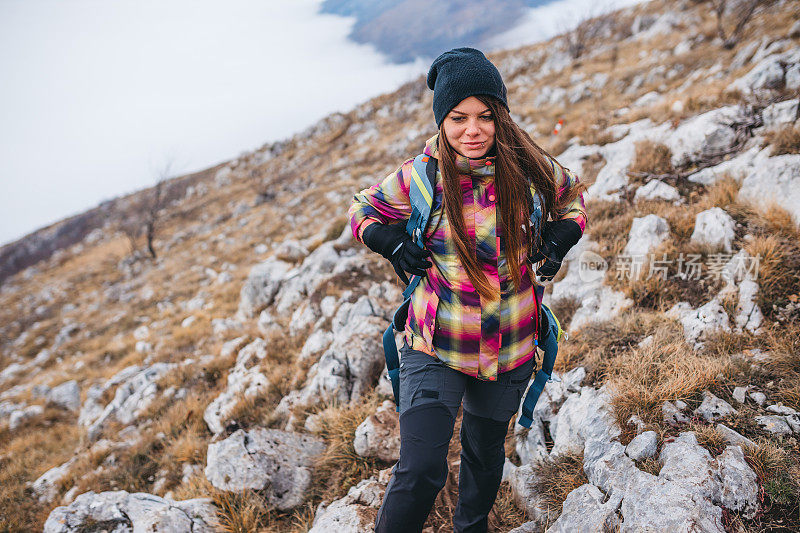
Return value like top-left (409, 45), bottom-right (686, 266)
top-left (347, 47), bottom-right (587, 533)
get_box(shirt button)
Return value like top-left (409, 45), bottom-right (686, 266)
top-left (485, 160), bottom-right (493, 166)
top-left (488, 194), bottom-right (495, 201)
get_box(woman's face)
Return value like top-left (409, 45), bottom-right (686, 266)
top-left (442, 96), bottom-right (496, 159)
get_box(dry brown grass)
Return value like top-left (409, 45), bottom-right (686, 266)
top-left (742, 438), bottom-right (800, 521)
top-left (305, 392), bottom-right (388, 503)
top-left (628, 141), bottom-right (675, 181)
top-left (605, 323), bottom-right (730, 437)
top-left (555, 309), bottom-right (667, 378)
top-left (696, 174), bottom-right (741, 211)
top-left (763, 124), bottom-right (800, 156)
top-left (745, 233), bottom-right (800, 322)
top-left (636, 456), bottom-right (663, 477)
top-left (0, 422), bottom-right (82, 531)
top-left (530, 451), bottom-right (588, 527)
top-left (757, 322), bottom-right (800, 410)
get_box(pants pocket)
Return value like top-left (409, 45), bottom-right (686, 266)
top-left (494, 358), bottom-right (536, 422)
top-left (399, 348), bottom-right (444, 414)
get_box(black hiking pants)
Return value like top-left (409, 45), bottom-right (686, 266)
top-left (374, 339), bottom-right (535, 533)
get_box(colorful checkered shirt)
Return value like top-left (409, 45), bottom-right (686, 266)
top-left (348, 134), bottom-right (586, 380)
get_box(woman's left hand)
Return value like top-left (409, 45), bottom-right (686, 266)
top-left (530, 219), bottom-right (582, 281)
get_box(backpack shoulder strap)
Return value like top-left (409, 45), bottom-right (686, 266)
top-left (384, 153), bottom-right (437, 412)
top-left (405, 154), bottom-right (435, 244)
top-left (401, 154), bottom-right (436, 300)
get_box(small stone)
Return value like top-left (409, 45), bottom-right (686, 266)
top-left (749, 391), bottom-right (767, 406)
top-left (694, 391), bottom-right (737, 423)
top-left (626, 430), bottom-right (658, 461)
top-left (732, 386), bottom-right (749, 404)
top-left (755, 415), bottom-right (792, 435)
top-left (674, 400), bottom-right (688, 410)
top-left (785, 414), bottom-right (800, 434)
top-left (663, 401), bottom-right (689, 426)
top-left (716, 424), bottom-right (755, 448)
top-left (766, 404), bottom-right (798, 416)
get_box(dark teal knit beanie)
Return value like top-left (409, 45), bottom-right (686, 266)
top-left (426, 47), bottom-right (509, 128)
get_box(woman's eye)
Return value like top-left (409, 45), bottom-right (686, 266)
top-left (452, 116), bottom-right (464, 122)
top-left (481, 115), bottom-right (493, 121)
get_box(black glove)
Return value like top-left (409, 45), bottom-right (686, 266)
top-left (529, 219), bottom-right (582, 281)
top-left (363, 222), bottom-right (432, 284)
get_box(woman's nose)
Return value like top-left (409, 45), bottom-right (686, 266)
top-left (465, 119), bottom-right (480, 135)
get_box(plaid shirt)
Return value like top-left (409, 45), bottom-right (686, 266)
top-left (348, 134), bottom-right (586, 380)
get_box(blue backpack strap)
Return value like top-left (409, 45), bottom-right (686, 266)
top-left (518, 285), bottom-right (561, 428)
top-left (401, 154), bottom-right (436, 299)
top-left (385, 154), bottom-right (436, 411)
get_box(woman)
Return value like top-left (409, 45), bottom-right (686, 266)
top-left (347, 48), bottom-right (587, 533)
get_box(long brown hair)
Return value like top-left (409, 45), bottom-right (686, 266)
top-left (437, 94), bottom-right (586, 301)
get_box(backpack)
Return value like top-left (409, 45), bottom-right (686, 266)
top-left (380, 153), bottom-right (565, 428)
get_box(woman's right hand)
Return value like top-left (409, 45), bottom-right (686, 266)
top-left (362, 222), bottom-right (432, 284)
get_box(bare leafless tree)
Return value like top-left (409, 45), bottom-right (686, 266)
top-left (560, 2), bottom-right (618, 60)
top-left (116, 161), bottom-right (172, 260)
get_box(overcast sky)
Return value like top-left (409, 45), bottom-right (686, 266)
top-left (0, 0), bottom-right (644, 247)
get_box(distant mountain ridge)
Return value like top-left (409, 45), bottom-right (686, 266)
top-left (319, 0), bottom-right (553, 63)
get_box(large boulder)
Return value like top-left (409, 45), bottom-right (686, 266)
top-left (308, 477), bottom-right (385, 532)
top-left (83, 363), bottom-right (175, 440)
top-left (353, 400), bottom-right (401, 462)
top-left (690, 207), bottom-right (736, 252)
top-left (43, 490), bottom-right (218, 533)
top-left (203, 338), bottom-right (270, 435)
top-left (623, 215), bottom-right (670, 257)
top-left (236, 257), bottom-right (292, 320)
top-left (204, 428), bottom-right (326, 510)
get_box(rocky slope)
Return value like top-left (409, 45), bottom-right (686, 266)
top-left (1, 0), bottom-right (799, 531)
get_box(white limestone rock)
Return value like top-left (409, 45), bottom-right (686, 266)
top-left (545, 484), bottom-right (621, 532)
top-left (694, 391), bottom-right (737, 422)
top-left (236, 257), bottom-right (292, 319)
top-left (84, 363), bottom-right (175, 440)
top-left (690, 207), bottom-right (736, 252)
top-left (47, 380), bottom-right (81, 412)
top-left (514, 367), bottom-right (587, 465)
top-left (671, 299), bottom-right (731, 349)
top-left (738, 153), bottom-right (800, 225)
top-left (727, 48), bottom-right (800, 94)
top-left (549, 239), bottom-right (632, 331)
top-left (8, 404), bottom-right (44, 430)
top-left (203, 338), bottom-right (270, 435)
top-left (275, 296), bottom-right (386, 418)
top-left (623, 214), bottom-right (670, 257)
top-left (625, 430), bottom-right (658, 461)
top-left (308, 477), bottom-right (384, 532)
top-left (31, 457), bottom-right (78, 503)
top-left (664, 105), bottom-right (742, 167)
top-left (716, 423), bottom-right (756, 448)
top-left (205, 428), bottom-right (326, 510)
top-left (353, 400), bottom-right (400, 462)
top-left (43, 490), bottom-right (218, 533)
top-left (662, 400), bottom-right (690, 426)
top-left (755, 415), bottom-right (792, 435)
top-left (634, 180), bottom-right (680, 202)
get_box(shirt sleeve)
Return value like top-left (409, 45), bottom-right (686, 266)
top-left (549, 157), bottom-right (587, 233)
top-left (347, 158), bottom-right (415, 244)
